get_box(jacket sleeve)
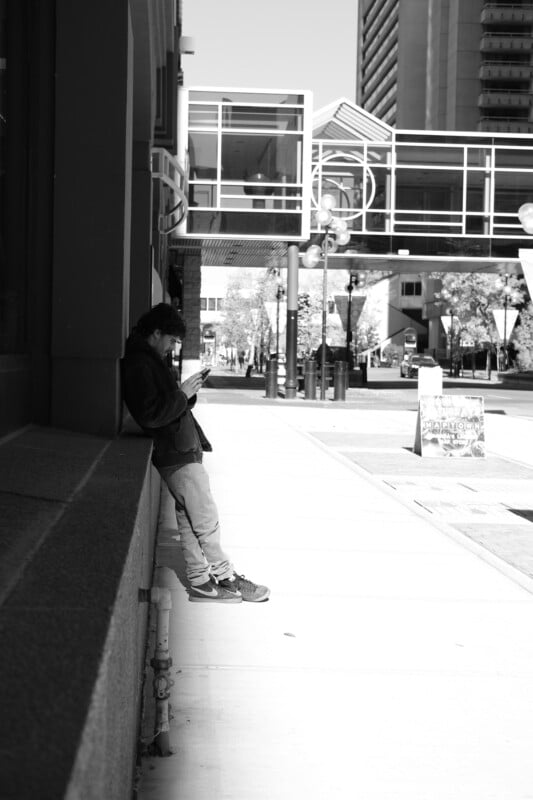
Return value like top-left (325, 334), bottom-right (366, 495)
top-left (122, 359), bottom-right (189, 429)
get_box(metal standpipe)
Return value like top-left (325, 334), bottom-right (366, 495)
top-left (147, 586), bottom-right (174, 756)
top-left (304, 359), bottom-right (317, 400)
top-left (333, 361), bottom-right (347, 401)
top-left (265, 358), bottom-right (278, 398)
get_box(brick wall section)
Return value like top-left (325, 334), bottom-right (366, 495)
top-left (181, 254), bottom-right (202, 361)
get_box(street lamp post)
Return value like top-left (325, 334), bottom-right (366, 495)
top-left (302, 194), bottom-right (351, 400)
top-left (494, 273), bottom-right (512, 370)
top-left (345, 273), bottom-right (358, 369)
top-left (441, 284), bottom-right (458, 377)
top-left (275, 276), bottom-right (284, 361)
top-left (448, 308), bottom-right (454, 377)
top-left (503, 278), bottom-right (510, 370)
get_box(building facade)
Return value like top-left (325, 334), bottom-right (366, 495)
top-left (0, 2), bottom-right (189, 797)
top-left (357, 0), bottom-right (533, 353)
top-left (358, 0), bottom-right (533, 134)
top-left (357, 0), bottom-right (429, 128)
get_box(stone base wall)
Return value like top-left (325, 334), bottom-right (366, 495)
top-left (0, 426), bottom-right (160, 800)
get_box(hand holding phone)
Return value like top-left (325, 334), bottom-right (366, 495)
top-left (200, 368), bottom-right (211, 381)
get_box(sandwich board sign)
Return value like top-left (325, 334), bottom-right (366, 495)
top-left (418, 365), bottom-right (443, 399)
top-left (414, 395), bottom-right (485, 458)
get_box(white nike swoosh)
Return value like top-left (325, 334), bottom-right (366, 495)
top-left (193, 586), bottom-right (218, 596)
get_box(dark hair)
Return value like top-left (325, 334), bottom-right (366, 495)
top-left (134, 303), bottom-right (186, 338)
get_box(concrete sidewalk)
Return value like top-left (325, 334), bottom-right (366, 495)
top-left (137, 396), bottom-right (533, 800)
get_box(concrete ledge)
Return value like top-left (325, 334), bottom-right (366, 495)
top-left (0, 426), bottom-right (160, 800)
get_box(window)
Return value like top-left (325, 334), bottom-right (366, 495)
top-left (187, 89), bottom-right (309, 240)
top-left (201, 297), bottom-right (225, 311)
top-left (401, 281), bottom-right (422, 296)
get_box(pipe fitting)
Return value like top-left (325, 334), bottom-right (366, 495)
top-left (150, 586), bottom-right (172, 610)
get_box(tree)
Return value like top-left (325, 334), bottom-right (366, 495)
top-left (297, 268), bottom-right (377, 355)
top-left (512, 302), bottom-right (533, 370)
top-left (435, 272), bottom-right (526, 376)
top-left (354, 318), bottom-right (380, 355)
top-left (217, 271), bottom-right (267, 358)
top-left (217, 268), bottom-right (288, 368)
top-left (297, 292), bottom-right (322, 355)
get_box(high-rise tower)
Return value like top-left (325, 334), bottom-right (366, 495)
top-left (357, 0), bottom-right (429, 128)
top-left (358, 0), bottom-right (533, 133)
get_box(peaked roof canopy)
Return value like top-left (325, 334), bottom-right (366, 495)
top-left (313, 98), bottom-right (394, 142)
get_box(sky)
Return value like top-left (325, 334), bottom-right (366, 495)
top-left (181, 0), bottom-right (359, 111)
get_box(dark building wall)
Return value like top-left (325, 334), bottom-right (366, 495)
top-left (0, 0), bottom-right (180, 440)
top-left (0, 1), bottom-right (182, 797)
top-left (180, 254), bottom-right (203, 362)
top-left (0, 0), bottom-right (56, 435)
top-left (51, 0), bottom-right (133, 437)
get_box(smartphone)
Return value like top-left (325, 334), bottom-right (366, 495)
top-left (200, 368), bottom-right (211, 381)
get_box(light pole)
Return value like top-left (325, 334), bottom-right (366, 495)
top-left (448, 308), bottom-right (455, 377)
top-left (275, 274), bottom-right (284, 361)
top-left (302, 194), bottom-right (351, 400)
top-left (440, 284), bottom-right (458, 377)
top-left (345, 273), bottom-right (358, 369)
top-left (494, 273), bottom-right (512, 370)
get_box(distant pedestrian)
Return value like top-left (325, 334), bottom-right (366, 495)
top-left (121, 303), bottom-right (269, 603)
top-left (245, 344), bottom-right (255, 378)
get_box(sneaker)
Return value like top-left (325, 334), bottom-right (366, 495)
top-left (219, 573), bottom-right (270, 602)
top-left (189, 577), bottom-right (242, 603)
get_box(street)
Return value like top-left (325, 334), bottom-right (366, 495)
top-left (349, 366), bottom-right (533, 418)
top-left (203, 364), bottom-right (533, 420)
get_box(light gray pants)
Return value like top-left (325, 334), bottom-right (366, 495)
top-left (161, 462), bottom-right (233, 586)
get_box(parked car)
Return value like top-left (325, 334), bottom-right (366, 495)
top-left (400, 353), bottom-right (438, 378)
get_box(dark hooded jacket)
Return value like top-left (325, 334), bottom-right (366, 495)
top-left (121, 333), bottom-right (212, 471)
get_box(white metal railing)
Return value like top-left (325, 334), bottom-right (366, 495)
top-left (151, 147), bottom-right (189, 235)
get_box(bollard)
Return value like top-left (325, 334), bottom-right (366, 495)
top-left (333, 361), bottom-right (347, 401)
top-left (303, 359), bottom-right (317, 400)
top-left (359, 361), bottom-right (368, 385)
top-left (265, 358), bottom-right (278, 398)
